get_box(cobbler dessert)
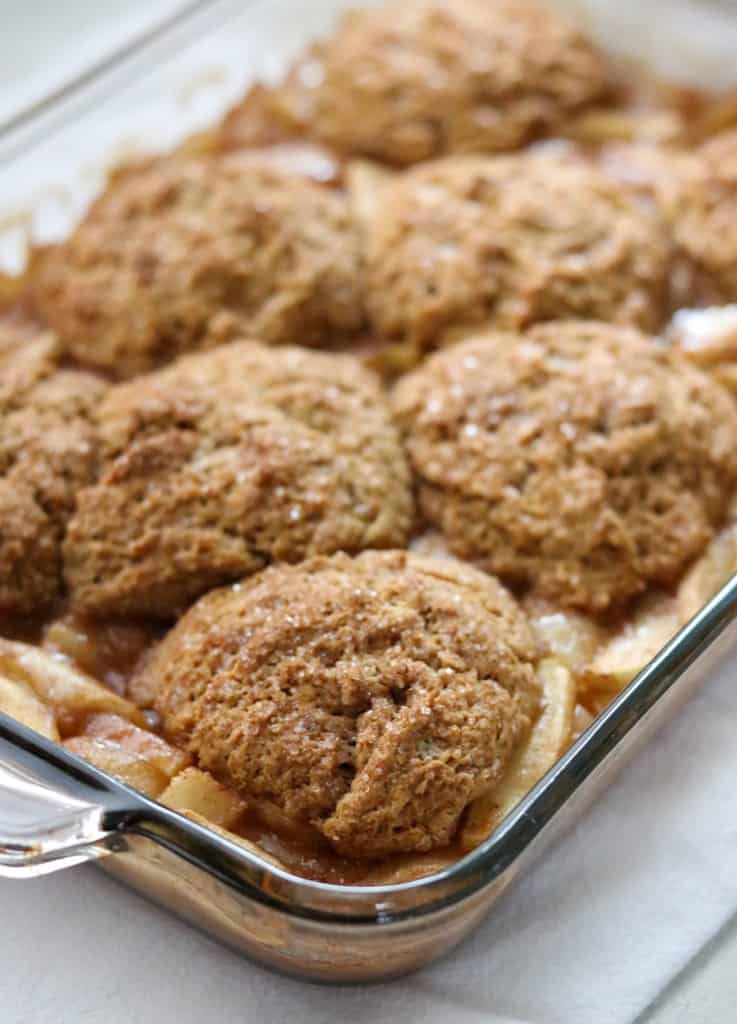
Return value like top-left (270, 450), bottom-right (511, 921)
top-left (2, 0), bottom-right (737, 884)
top-left (147, 551), bottom-right (539, 858)
top-left (365, 154), bottom-right (671, 350)
top-left (63, 340), bottom-right (412, 617)
top-left (393, 321), bottom-right (737, 610)
top-left (0, 325), bottom-right (107, 613)
top-left (223, 0), bottom-right (609, 163)
top-left (35, 155), bottom-right (363, 377)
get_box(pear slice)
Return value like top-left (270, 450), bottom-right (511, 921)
top-left (77, 712), bottom-right (189, 780)
top-left (458, 657), bottom-right (576, 852)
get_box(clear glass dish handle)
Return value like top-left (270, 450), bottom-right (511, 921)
top-left (0, 711), bottom-right (275, 895)
top-left (0, 759), bottom-right (116, 878)
top-left (0, 714), bottom-right (128, 878)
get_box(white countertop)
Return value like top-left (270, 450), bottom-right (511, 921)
top-left (2, 863), bottom-right (736, 1024)
top-left (3, 4), bottom-right (737, 1021)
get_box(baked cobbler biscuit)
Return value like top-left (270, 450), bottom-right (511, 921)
top-left (366, 154), bottom-right (671, 351)
top-left (0, 327), bottom-right (106, 612)
top-left (275, 0), bottom-right (608, 165)
top-left (393, 321), bottom-right (737, 611)
top-left (146, 550), bottom-right (540, 858)
top-left (664, 129), bottom-right (737, 303)
top-left (36, 154), bottom-right (363, 378)
top-left (63, 341), bottom-right (413, 617)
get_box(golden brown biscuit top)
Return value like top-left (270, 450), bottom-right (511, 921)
top-left (0, 326), bottom-right (62, 407)
top-left (281, 0), bottom-right (608, 165)
top-left (394, 321), bottom-right (737, 611)
top-left (146, 549), bottom-right (540, 858)
top-left (63, 341), bottom-right (413, 618)
top-left (663, 129), bottom-right (737, 304)
top-left (0, 326), bottom-right (107, 612)
top-left (35, 154), bottom-right (364, 378)
top-left (366, 153), bottom-right (671, 350)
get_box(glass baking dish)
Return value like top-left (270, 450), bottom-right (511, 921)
top-left (2, 0), bottom-right (737, 983)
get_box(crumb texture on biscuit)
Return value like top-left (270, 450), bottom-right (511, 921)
top-left (146, 550), bottom-right (540, 858)
top-left (63, 341), bottom-right (413, 618)
top-left (664, 129), bottom-right (737, 304)
top-left (283, 0), bottom-right (608, 165)
top-left (393, 321), bottom-right (737, 611)
top-left (35, 155), bottom-right (364, 378)
top-left (0, 324), bottom-right (106, 612)
top-left (366, 154), bottom-right (671, 350)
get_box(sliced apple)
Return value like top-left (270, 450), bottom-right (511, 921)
top-left (409, 530), bottom-right (454, 561)
top-left (667, 306), bottom-right (737, 396)
top-left (667, 305), bottom-right (737, 368)
top-left (570, 703), bottom-right (595, 743)
top-left (63, 736), bottom-right (168, 797)
top-left (0, 639), bottom-right (146, 735)
top-left (0, 674), bottom-right (59, 740)
top-left (582, 527), bottom-right (737, 696)
top-left (582, 592), bottom-right (680, 695)
top-left (180, 810), bottom-right (286, 869)
top-left (160, 767), bottom-right (246, 829)
top-left (524, 598), bottom-right (603, 672)
top-left (78, 713), bottom-right (190, 780)
top-left (458, 657), bottom-right (576, 852)
top-left (345, 159), bottom-right (396, 229)
top-left (360, 850), bottom-right (458, 886)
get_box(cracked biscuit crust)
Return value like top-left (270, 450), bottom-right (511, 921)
top-left (0, 327), bottom-right (106, 612)
top-left (393, 321), bottom-right (737, 612)
top-left (35, 154), bottom-right (364, 378)
top-left (366, 154), bottom-right (671, 351)
top-left (146, 550), bottom-right (540, 858)
top-left (63, 341), bottom-right (413, 618)
top-left (287, 0), bottom-right (608, 165)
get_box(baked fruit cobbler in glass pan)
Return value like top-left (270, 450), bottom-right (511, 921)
top-left (3, 0), bottom-right (737, 897)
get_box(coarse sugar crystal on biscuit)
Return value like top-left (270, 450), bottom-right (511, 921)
top-left (393, 321), bottom-right (737, 612)
top-left (63, 340), bottom-right (413, 618)
top-left (35, 154), bottom-right (364, 378)
top-left (366, 153), bottom-right (671, 352)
